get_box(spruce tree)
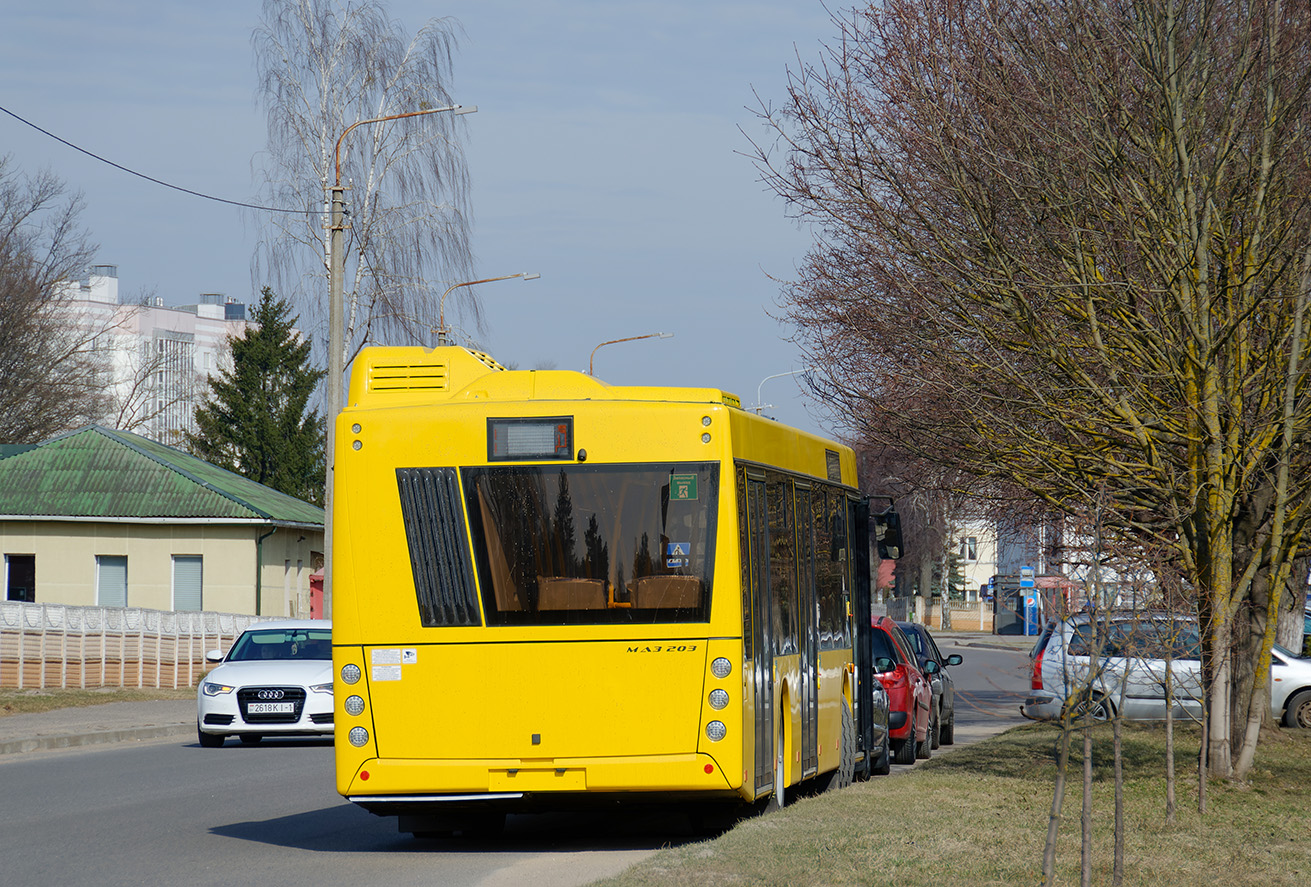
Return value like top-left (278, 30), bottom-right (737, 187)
top-left (187, 286), bottom-right (326, 504)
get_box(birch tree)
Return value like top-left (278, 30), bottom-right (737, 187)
top-left (252, 0), bottom-right (475, 380)
top-left (754, 0), bottom-right (1311, 778)
top-left (0, 158), bottom-right (108, 443)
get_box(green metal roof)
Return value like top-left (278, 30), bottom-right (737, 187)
top-left (0, 425), bottom-right (323, 527)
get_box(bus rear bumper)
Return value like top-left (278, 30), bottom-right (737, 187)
top-left (342, 751), bottom-right (743, 811)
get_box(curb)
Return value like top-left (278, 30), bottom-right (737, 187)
top-left (0, 722), bottom-right (193, 756)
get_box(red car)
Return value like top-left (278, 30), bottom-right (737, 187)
top-left (870, 616), bottom-right (934, 764)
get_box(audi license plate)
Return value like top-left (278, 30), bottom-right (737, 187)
top-left (248, 702), bottom-right (295, 714)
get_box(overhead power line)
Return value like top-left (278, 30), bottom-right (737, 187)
top-left (0, 102), bottom-right (310, 215)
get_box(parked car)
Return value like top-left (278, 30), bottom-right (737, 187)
top-left (1021, 611), bottom-right (1311, 728)
top-left (897, 621), bottom-right (964, 747)
top-left (197, 619), bottom-right (334, 747)
top-left (866, 672), bottom-right (893, 776)
top-left (870, 616), bottom-right (934, 763)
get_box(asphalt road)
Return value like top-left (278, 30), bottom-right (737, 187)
top-left (0, 639), bottom-right (1030, 887)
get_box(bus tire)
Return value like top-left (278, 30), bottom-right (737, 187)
top-left (765, 723), bottom-right (787, 812)
top-left (820, 699), bottom-right (856, 792)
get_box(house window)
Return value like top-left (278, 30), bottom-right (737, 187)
top-left (97, 555), bottom-right (128, 607)
top-left (960, 536), bottom-right (978, 562)
top-left (173, 555), bottom-right (203, 612)
top-left (5, 554), bottom-right (35, 602)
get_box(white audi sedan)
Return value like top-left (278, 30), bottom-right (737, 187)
top-left (197, 619), bottom-right (334, 747)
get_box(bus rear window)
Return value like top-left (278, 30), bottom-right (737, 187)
top-left (463, 463), bottom-right (718, 625)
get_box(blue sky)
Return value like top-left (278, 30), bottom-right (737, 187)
top-left (1, 1), bottom-right (837, 435)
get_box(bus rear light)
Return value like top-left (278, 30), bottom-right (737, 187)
top-left (706, 721), bottom-right (727, 742)
top-left (349, 727), bottom-right (370, 747)
top-left (345, 695), bottom-right (366, 716)
top-left (708, 689), bottom-right (729, 710)
top-left (711, 657), bottom-right (732, 679)
top-left (341, 664), bottom-right (361, 684)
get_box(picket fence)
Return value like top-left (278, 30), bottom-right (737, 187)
top-left (0, 601), bottom-right (264, 690)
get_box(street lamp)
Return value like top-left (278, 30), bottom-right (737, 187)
top-left (589, 332), bottom-right (673, 376)
top-left (435, 272), bottom-right (541, 346)
top-left (325, 102), bottom-right (475, 619)
top-left (755, 369), bottom-right (809, 414)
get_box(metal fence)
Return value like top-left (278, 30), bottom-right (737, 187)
top-left (0, 602), bottom-right (265, 690)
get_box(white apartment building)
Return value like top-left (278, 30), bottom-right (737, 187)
top-left (63, 265), bottom-right (250, 445)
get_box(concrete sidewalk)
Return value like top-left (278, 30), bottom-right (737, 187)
top-left (0, 699), bottom-right (196, 756)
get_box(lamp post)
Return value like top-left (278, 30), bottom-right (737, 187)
top-left (755, 369), bottom-right (809, 414)
top-left (435, 272), bottom-right (541, 346)
top-left (588, 332), bottom-right (673, 376)
top-left (325, 102), bottom-right (476, 619)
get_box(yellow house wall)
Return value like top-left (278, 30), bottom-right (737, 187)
top-left (0, 521), bottom-right (322, 616)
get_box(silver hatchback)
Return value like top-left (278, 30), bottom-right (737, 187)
top-left (1021, 612), bottom-right (1311, 728)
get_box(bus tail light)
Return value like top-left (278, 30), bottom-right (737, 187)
top-left (705, 721), bottom-right (727, 742)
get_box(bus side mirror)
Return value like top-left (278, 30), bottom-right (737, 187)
top-left (874, 510), bottom-right (903, 560)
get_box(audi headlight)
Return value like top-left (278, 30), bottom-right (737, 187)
top-left (202, 682), bottom-right (234, 696)
top-left (310, 682), bottom-right (334, 695)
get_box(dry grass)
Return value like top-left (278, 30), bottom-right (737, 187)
top-left (0, 686), bottom-right (196, 716)
top-left (596, 722), bottom-right (1311, 887)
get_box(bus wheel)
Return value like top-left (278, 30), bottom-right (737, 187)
top-left (765, 728), bottom-right (786, 812)
top-left (821, 699), bottom-right (856, 792)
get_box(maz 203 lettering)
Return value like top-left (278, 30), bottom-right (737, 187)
top-left (626, 644), bottom-right (699, 653)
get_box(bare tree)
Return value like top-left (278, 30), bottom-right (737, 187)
top-left (252, 0), bottom-right (475, 380)
top-left (0, 157), bottom-right (110, 444)
top-left (754, 0), bottom-right (1311, 779)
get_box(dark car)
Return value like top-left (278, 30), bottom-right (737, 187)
top-left (870, 616), bottom-right (934, 764)
top-left (897, 621), bottom-right (964, 747)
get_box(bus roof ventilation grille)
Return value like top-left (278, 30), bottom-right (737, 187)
top-left (368, 362), bottom-right (449, 391)
top-left (468, 349), bottom-right (507, 372)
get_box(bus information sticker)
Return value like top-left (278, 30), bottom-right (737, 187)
top-left (670, 474), bottom-right (697, 500)
top-left (371, 648), bottom-right (404, 681)
top-left (372, 665), bottom-right (402, 681)
top-left (666, 542), bottom-right (691, 568)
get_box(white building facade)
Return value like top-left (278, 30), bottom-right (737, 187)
top-left (63, 265), bottom-right (250, 445)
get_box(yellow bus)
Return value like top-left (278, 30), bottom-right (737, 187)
top-left (331, 345), bottom-right (897, 835)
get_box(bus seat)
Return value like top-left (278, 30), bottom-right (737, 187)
top-left (478, 490), bottom-right (523, 611)
top-left (631, 575), bottom-right (702, 609)
top-left (537, 577), bottom-right (607, 610)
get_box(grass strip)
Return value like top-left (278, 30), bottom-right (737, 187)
top-left (595, 722), bottom-right (1311, 887)
top-left (0, 686), bottom-right (195, 716)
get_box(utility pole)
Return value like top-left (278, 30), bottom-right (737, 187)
top-left (323, 104), bottom-right (476, 619)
